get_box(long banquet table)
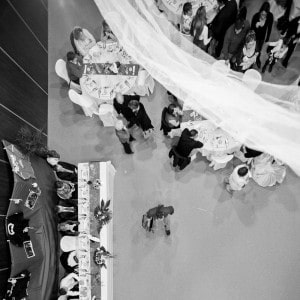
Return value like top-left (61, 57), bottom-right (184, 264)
top-left (78, 161), bottom-right (116, 300)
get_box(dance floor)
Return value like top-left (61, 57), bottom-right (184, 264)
top-left (48, 0), bottom-right (300, 299)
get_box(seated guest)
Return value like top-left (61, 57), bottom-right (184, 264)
top-left (127, 100), bottom-right (154, 139)
top-left (176, 129), bottom-right (203, 157)
top-left (165, 104), bottom-right (183, 129)
top-left (220, 16), bottom-right (249, 62)
top-left (58, 220), bottom-right (79, 236)
top-left (102, 20), bottom-right (118, 42)
top-left (230, 30), bottom-right (259, 72)
top-left (224, 164), bottom-right (250, 193)
top-left (60, 251), bottom-right (78, 273)
top-left (56, 180), bottom-right (76, 200)
top-left (56, 200), bottom-right (78, 222)
top-left (72, 26), bottom-right (96, 56)
top-left (113, 93), bottom-right (140, 121)
top-left (59, 272), bottom-right (79, 298)
top-left (46, 151), bottom-right (77, 182)
top-left (66, 52), bottom-right (84, 84)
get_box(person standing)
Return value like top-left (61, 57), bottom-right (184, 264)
top-left (251, 2), bottom-right (274, 68)
top-left (114, 119), bottom-right (134, 154)
top-left (281, 16), bottom-right (300, 68)
top-left (210, 0), bottom-right (238, 57)
top-left (143, 205), bottom-right (175, 236)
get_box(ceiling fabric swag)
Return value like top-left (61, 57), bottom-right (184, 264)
top-left (94, 0), bottom-right (300, 175)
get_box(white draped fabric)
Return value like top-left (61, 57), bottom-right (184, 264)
top-left (93, 0), bottom-right (300, 175)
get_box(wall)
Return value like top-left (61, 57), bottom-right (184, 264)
top-left (0, 0), bottom-right (47, 297)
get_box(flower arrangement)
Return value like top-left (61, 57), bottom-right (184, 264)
top-left (94, 199), bottom-right (112, 231)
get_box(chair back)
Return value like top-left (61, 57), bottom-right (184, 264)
top-left (68, 89), bottom-right (98, 117)
top-left (212, 60), bottom-right (230, 74)
top-left (242, 69), bottom-right (262, 91)
top-left (160, 107), bottom-right (171, 135)
top-left (70, 31), bottom-right (79, 55)
top-left (55, 59), bottom-right (70, 83)
top-left (60, 236), bottom-right (78, 252)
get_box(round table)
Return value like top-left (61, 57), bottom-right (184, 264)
top-left (157, 0), bottom-right (219, 25)
top-left (80, 41), bottom-right (154, 104)
top-left (181, 119), bottom-right (241, 157)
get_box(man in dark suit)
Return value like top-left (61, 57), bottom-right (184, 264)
top-left (210, 0), bottom-right (238, 57)
top-left (113, 93), bottom-right (140, 122)
top-left (282, 16), bottom-right (300, 68)
top-left (176, 128), bottom-right (203, 158)
top-left (127, 99), bottom-right (154, 138)
top-left (66, 51), bottom-right (84, 84)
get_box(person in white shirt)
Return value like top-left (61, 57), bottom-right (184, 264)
top-left (224, 164), bottom-right (250, 193)
top-left (59, 272), bottom-right (79, 297)
top-left (190, 6), bottom-right (211, 52)
top-left (72, 26), bottom-right (96, 56)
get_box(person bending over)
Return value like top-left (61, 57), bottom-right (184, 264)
top-left (224, 164), bottom-right (250, 193)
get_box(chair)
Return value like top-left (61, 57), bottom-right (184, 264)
top-left (242, 69), bottom-right (262, 91)
top-left (209, 154), bottom-right (234, 171)
top-left (160, 107), bottom-right (172, 136)
top-left (55, 59), bottom-right (82, 93)
top-left (98, 103), bottom-right (118, 126)
top-left (60, 236), bottom-right (78, 252)
top-left (68, 89), bottom-right (98, 117)
top-left (169, 147), bottom-right (191, 170)
top-left (70, 31), bottom-right (80, 55)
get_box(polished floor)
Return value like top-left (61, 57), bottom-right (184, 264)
top-left (49, 1), bottom-right (300, 299)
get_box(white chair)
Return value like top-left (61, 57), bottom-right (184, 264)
top-left (60, 236), bottom-right (78, 252)
top-left (209, 154), bottom-right (234, 171)
top-left (68, 89), bottom-right (99, 117)
top-left (55, 59), bottom-right (82, 93)
top-left (98, 103), bottom-right (118, 126)
top-left (242, 69), bottom-right (262, 91)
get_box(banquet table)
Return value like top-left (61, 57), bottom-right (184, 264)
top-left (77, 161), bottom-right (116, 300)
top-left (80, 41), bottom-right (155, 104)
top-left (180, 109), bottom-right (241, 157)
top-left (157, 0), bottom-right (219, 25)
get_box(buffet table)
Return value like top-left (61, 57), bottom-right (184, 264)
top-left (78, 161), bottom-right (116, 300)
top-left (157, 0), bottom-right (219, 25)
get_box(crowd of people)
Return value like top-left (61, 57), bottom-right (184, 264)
top-left (178, 0), bottom-right (300, 73)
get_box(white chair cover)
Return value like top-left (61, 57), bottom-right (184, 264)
top-left (55, 59), bottom-right (69, 83)
top-left (212, 60), bottom-right (230, 74)
top-left (98, 103), bottom-right (117, 126)
top-left (210, 154), bottom-right (234, 170)
top-left (60, 236), bottom-right (78, 252)
top-left (137, 69), bottom-right (148, 86)
top-left (68, 89), bottom-right (98, 117)
top-left (242, 69), bottom-right (262, 91)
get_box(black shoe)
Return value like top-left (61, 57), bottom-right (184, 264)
top-left (268, 65), bottom-right (273, 73)
top-left (129, 135), bottom-right (135, 142)
top-left (281, 61), bottom-right (287, 68)
top-left (165, 230), bottom-right (170, 236)
top-left (123, 142), bottom-right (134, 154)
top-left (262, 64), bottom-right (267, 73)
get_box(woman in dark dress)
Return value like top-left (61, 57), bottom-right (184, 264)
top-left (251, 2), bottom-right (273, 68)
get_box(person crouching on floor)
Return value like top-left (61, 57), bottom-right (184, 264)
top-left (224, 164), bottom-right (251, 193)
top-left (115, 119), bottom-right (134, 154)
top-left (143, 205), bottom-right (174, 236)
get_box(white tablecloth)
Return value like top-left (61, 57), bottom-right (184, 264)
top-left (157, 0), bottom-right (218, 25)
top-left (80, 42), bottom-right (154, 103)
top-left (78, 161), bottom-right (116, 300)
top-left (181, 118), bottom-right (241, 157)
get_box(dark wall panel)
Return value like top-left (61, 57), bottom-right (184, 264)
top-left (0, 268), bottom-right (10, 298)
top-left (0, 107), bottom-right (47, 161)
top-left (0, 161), bottom-right (13, 215)
top-left (0, 51), bottom-right (48, 131)
top-left (0, 1), bottom-right (47, 91)
top-left (9, 0), bottom-right (48, 48)
top-left (0, 218), bottom-right (10, 268)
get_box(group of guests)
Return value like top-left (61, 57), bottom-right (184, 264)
top-left (66, 21), bottom-right (117, 86)
top-left (179, 0), bottom-right (300, 73)
top-left (45, 152), bottom-right (80, 299)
